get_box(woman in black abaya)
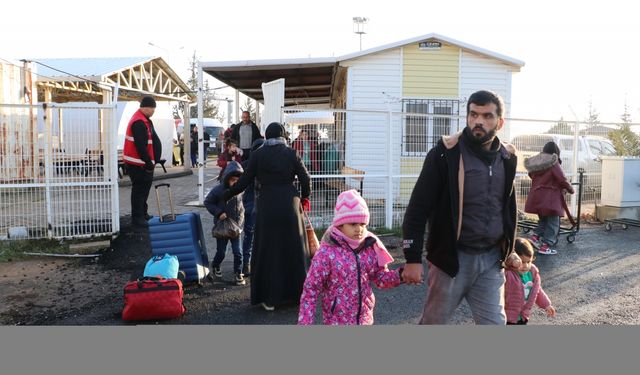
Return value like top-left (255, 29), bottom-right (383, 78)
top-left (224, 122), bottom-right (311, 311)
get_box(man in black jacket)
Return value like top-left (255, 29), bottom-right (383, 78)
top-left (401, 90), bottom-right (521, 324)
top-left (231, 111), bottom-right (262, 162)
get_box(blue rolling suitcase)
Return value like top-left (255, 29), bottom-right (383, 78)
top-left (148, 183), bottom-right (210, 284)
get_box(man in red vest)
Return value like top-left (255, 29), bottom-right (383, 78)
top-left (123, 95), bottom-right (162, 228)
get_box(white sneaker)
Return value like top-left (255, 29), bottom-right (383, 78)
top-left (235, 273), bottom-right (246, 286)
top-left (261, 302), bottom-right (274, 311)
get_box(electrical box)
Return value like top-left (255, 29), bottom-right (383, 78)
top-left (600, 156), bottom-right (640, 207)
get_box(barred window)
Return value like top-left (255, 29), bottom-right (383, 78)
top-left (402, 99), bottom-right (460, 156)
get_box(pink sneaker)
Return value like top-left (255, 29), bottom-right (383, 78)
top-left (538, 243), bottom-right (557, 255)
top-left (529, 234), bottom-right (542, 249)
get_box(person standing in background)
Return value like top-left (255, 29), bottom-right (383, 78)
top-left (231, 110), bottom-right (262, 162)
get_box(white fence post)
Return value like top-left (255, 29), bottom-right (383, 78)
top-left (385, 110), bottom-right (393, 229)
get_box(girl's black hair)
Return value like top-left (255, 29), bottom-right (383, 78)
top-left (543, 141), bottom-right (562, 164)
top-left (514, 237), bottom-right (535, 258)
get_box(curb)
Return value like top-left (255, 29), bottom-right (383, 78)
top-left (118, 169), bottom-right (194, 187)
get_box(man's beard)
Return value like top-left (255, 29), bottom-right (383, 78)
top-left (468, 125), bottom-right (497, 145)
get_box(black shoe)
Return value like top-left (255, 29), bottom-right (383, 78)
top-left (132, 217), bottom-right (148, 228)
top-left (212, 265), bottom-right (222, 278)
top-left (177, 271), bottom-right (186, 282)
top-left (261, 302), bottom-right (275, 311)
top-left (144, 213), bottom-right (153, 221)
top-left (242, 265), bottom-right (251, 277)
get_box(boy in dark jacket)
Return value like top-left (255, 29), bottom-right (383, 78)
top-left (240, 138), bottom-right (264, 276)
top-left (204, 161), bottom-right (246, 285)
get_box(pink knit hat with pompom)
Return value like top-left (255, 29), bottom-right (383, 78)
top-left (332, 189), bottom-right (370, 227)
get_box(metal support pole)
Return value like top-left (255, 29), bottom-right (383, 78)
top-left (111, 84), bottom-right (120, 233)
top-left (385, 110), bottom-right (393, 229)
top-left (569, 107), bottom-right (579, 215)
top-left (197, 64), bottom-right (205, 204)
top-left (43, 90), bottom-right (53, 238)
top-left (235, 90), bottom-right (240, 124)
top-left (182, 103), bottom-right (191, 172)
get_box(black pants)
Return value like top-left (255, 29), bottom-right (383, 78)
top-left (128, 165), bottom-right (154, 220)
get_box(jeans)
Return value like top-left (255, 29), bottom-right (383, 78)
top-left (535, 215), bottom-right (560, 245)
top-left (212, 236), bottom-right (242, 274)
top-left (419, 246), bottom-right (506, 325)
top-left (242, 203), bottom-right (256, 268)
top-left (128, 165), bottom-right (154, 220)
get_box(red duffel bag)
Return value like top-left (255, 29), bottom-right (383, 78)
top-left (122, 277), bottom-right (186, 321)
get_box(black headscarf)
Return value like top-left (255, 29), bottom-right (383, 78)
top-left (265, 122), bottom-right (285, 139)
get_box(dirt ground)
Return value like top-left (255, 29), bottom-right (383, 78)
top-left (2, 217), bottom-right (640, 325)
top-left (0, 216), bottom-right (151, 325)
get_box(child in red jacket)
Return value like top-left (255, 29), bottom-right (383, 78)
top-left (524, 141), bottom-right (574, 255)
top-left (504, 238), bottom-right (556, 325)
top-left (217, 138), bottom-right (243, 181)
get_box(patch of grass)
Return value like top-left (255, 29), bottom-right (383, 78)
top-left (371, 227), bottom-right (402, 237)
top-left (0, 239), bottom-right (68, 262)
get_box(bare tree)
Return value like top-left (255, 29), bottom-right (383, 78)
top-left (546, 117), bottom-right (572, 135)
top-left (186, 51), bottom-right (221, 121)
top-left (608, 103), bottom-right (640, 156)
top-left (240, 96), bottom-right (257, 123)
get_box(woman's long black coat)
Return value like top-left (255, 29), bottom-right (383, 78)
top-left (225, 141), bottom-right (311, 307)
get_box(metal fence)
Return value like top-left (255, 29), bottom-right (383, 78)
top-left (507, 117), bottom-right (624, 220)
top-left (0, 102), bottom-right (119, 240)
top-left (283, 108), bottom-right (630, 230)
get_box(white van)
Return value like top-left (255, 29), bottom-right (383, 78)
top-left (510, 134), bottom-right (616, 178)
top-left (510, 133), bottom-right (616, 193)
top-left (177, 118), bottom-right (226, 154)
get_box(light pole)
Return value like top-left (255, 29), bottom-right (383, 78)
top-left (352, 17), bottom-right (368, 51)
top-left (148, 42), bottom-right (184, 67)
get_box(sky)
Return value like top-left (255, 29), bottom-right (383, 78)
top-left (2, 0), bottom-right (639, 125)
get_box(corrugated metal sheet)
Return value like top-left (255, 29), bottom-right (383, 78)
top-left (31, 57), bottom-right (154, 79)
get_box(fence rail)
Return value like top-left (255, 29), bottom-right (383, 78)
top-left (1, 102), bottom-right (119, 240)
top-left (283, 108), bottom-right (630, 229)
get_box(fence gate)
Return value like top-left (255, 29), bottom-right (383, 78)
top-left (0, 102), bottom-right (119, 240)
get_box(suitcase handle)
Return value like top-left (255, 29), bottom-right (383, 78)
top-left (154, 184), bottom-right (176, 222)
top-left (136, 276), bottom-right (164, 288)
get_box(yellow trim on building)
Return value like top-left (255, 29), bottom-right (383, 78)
top-left (402, 43), bottom-right (459, 97)
top-left (399, 157), bottom-right (425, 200)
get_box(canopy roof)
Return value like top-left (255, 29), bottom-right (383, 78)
top-left (31, 57), bottom-right (194, 103)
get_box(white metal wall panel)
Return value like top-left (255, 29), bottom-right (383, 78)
top-left (460, 51), bottom-right (515, 140)
top-left (261, 78), bottom-right (285, 131)
top-left (343, 49), bottom-right (402, 181)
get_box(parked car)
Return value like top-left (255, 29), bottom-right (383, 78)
top-left (510, 133), bottom-right (616, 194)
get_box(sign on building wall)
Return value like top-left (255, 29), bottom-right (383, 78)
top-left (418, 41), bottom-right (442, 50)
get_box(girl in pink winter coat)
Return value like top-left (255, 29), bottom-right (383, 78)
top-left (298, 190), bottom-right (404, 325)
top-left (504, 238), bottom-right (556, 325)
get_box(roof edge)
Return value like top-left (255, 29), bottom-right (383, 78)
top-left (337, 32), bottom-right (525, 68)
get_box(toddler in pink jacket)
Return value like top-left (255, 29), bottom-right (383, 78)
top-left (298, 190), bottom-right (404, 325)
top-left (504, 238), bottom-right (556, 324)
